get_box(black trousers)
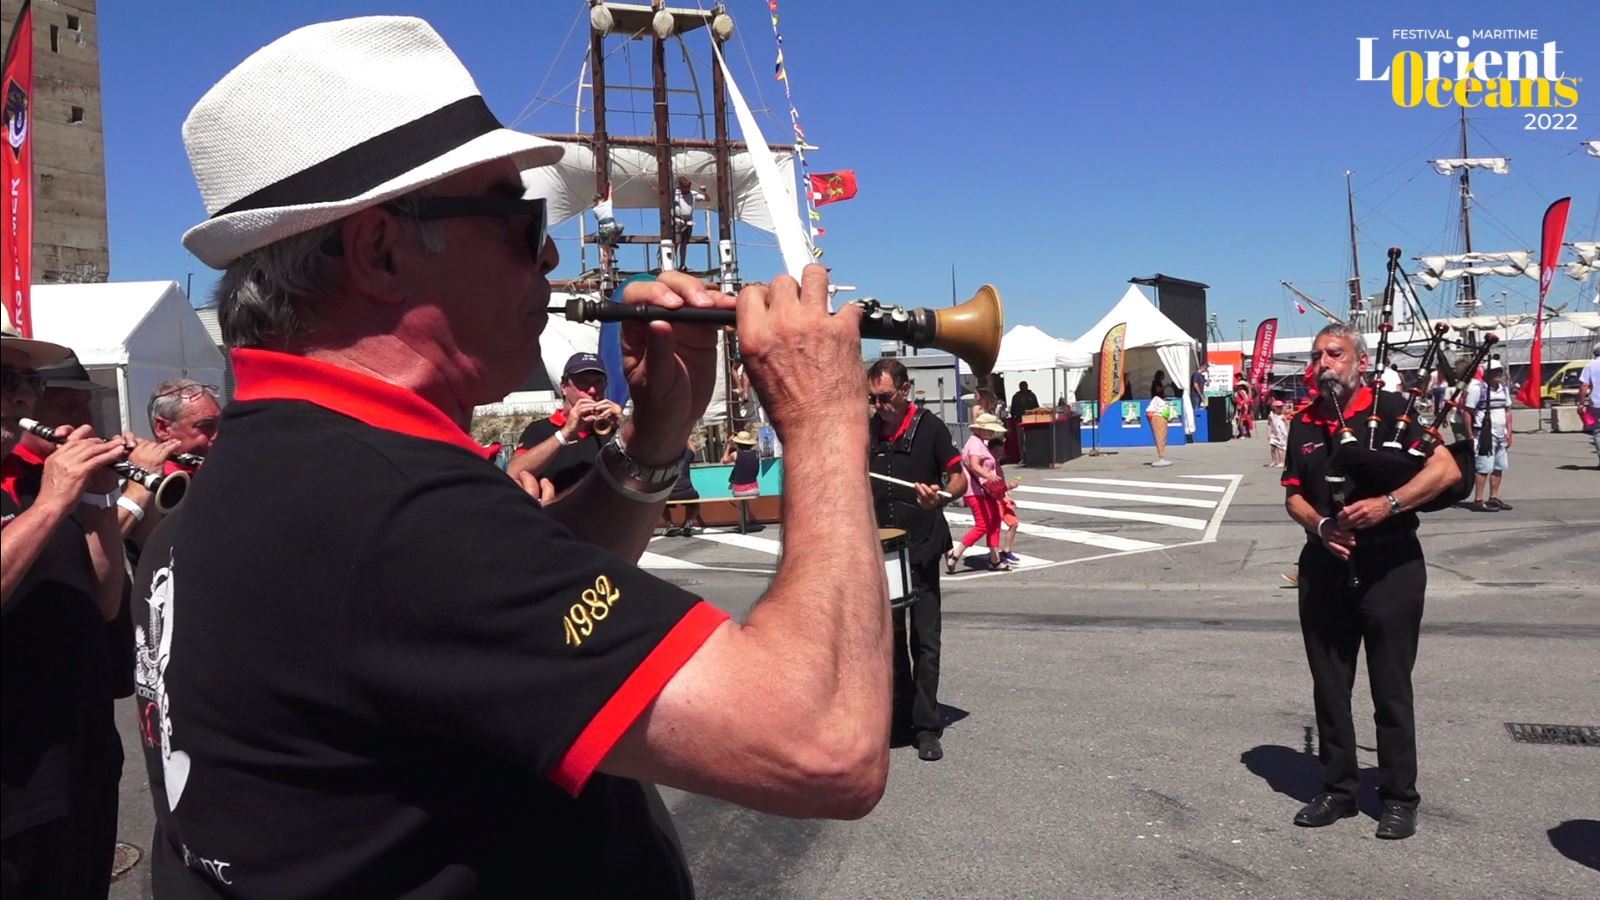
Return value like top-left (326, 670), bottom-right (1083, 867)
top-left (893, 558), bottom-right (942, 737)
top-left (1297, 537), bottom-right (1426, 807)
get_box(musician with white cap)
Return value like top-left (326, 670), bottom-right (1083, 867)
top-left (1, 316), bottom-right (130, 897)
top-left (131, 16), bottom-right (888, 897)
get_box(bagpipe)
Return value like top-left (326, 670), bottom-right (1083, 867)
top-left (1322, 248), bottom-right (1482, 519)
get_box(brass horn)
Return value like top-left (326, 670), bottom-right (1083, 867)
top-left (555, 284), bottom-right (1005, 378)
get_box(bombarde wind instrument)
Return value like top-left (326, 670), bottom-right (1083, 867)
top-left (554, 286), bottom-right (1006, 378)
top-left (18, 418), bottom-right (190, 513)
top-left (173, 451), bottom-right (207, 469)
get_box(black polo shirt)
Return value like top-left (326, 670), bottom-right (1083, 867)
top-left (868, 404), bottom-right (962, 566)
top-left (1282, 386), bottom-right (1420, 546)
top-left (516, 409), bottom-right (605, 494)
top-left (131, 348), bottom-right (727, 899)
top-left (1, 466), bottom-right (123, 840)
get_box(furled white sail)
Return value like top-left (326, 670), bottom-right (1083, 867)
top-left (1567, 241), bottom-right (1599, 280)
top-left (1413, 250), bottom-right (1536, 289)
top-left (711, 37), bottom-right (813, 280)
top-left (1429, 157), bottom-right (1510, 176)
top-left (520, 143), bottom-right (797, 234)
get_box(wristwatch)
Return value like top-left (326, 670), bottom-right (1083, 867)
top-left (602, 436), bottom-right (681, 491)
top-left (1386, 493), bottom-right (1403, 515)
top-left (79, 487), bottom-right (124, 509)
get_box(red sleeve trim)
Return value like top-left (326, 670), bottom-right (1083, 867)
top-left (551, 600), bottom-right (730, 796)
top-left (944, 454), bottom-right (962, 470)
top-left (1281, 477), bottom-right (1302, 487)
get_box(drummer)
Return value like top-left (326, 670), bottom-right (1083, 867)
top-left (866, 359), bottom-right (966, 762)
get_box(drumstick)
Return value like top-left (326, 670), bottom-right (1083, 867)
top-left (868, 471), bottom-right (953, 500)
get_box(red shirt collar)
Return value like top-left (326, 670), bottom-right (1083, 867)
top-left (879, 403), bottom-right (919, 442)
top-left (231, 348), bottom-right (495, 459)
top-left (1298, 385), bottom-right (1373, 429)
top-left (9, 442), bottom-right (46, 466)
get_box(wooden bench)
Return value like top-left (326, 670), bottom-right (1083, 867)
top-left (664, 494), bottom-right (780, 534)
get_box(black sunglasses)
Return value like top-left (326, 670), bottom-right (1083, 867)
top-left (322, 196), bottom-right (548, 260)
top-left (1, 366), bottom-right (46, 395)
top-left (869, 390), bottom-right (902, 405)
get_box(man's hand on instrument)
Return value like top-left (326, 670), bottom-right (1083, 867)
top-left (38, 425), bottom-right (128, 512)
top-left (736, 265), bottom-right (864, 441)
top-left (125, 432), bottom-right (181, 472)
top-left (1335, 496), bottom-right (1391, 531)
top-left (618, 271), bottom-right (736, 463)
top-left (913, 482), bottom-right (945, 510)
top-left (1316, 517), bottom-right (1358, 561)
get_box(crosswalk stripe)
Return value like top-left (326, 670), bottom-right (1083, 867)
top-left (1010, 498), bottom-right (1209, 530)
top-left (1014, 484), bottom-right (1217, 509)
top-left (692, 531), bottom-right (784, 555)
top-left (638, 550), bottom-right (705, 569)
top-left (1050, 476), bottom-right (1227, 493)
top-left (943, 512), bottom-right (1162, 552)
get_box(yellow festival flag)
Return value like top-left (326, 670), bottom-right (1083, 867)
top-left (1098, 322), bottom-right (1128, 412)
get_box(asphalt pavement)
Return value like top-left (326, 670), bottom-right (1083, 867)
top-left (108, 427), bottom-right (1599, 898)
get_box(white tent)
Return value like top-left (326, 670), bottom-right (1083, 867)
top-left (1068, 285), bottom-right (1201, 433)
top-left (988, 324), bottom-right (1092, 411)
top-left (30, 282), bottom-right (226, 440)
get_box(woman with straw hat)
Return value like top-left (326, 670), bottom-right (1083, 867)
top-left (947, 413), bottom-right (1010, 573)
top-left (722, 429), bottom-right (761, 497)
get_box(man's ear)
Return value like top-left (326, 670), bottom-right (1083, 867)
top-left (340, 208), bottom-right (411, 306)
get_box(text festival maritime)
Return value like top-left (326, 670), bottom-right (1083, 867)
top-left (1356, 35), bottom-right (1580, 112)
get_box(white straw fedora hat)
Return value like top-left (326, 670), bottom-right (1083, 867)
top-left (181, 16), bottom-right (564, 269)
top-left (969, 413), bottom-right (1006, 436)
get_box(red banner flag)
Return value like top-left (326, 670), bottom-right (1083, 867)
top-left (1516, 197), bottom-right (1571, 410)
top-left (807, 170), bottom-right (857, 206)
top-left (1098, 322), bottom-right (1128, 413)
top-left (1249, 318), bottom-right (1278, 400)
top-left (2, 2), bottom-right (34, 337)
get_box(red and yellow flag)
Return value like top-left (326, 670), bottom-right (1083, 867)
top-left (807, 170), bottom-right (857, 206)
top-left (2, 1), bottom-right (34, 336)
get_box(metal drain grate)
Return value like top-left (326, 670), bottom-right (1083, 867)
top-left (1504, 723), bottom-right (1599, 746)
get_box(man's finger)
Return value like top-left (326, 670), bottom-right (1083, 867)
top-left (798, 264), bottom-right (831, 309)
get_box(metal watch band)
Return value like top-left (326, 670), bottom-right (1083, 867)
top-left (603, 436), bottom-right (681, 489)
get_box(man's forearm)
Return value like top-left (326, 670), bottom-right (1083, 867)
top-left (0, 500), bottom-right (73, 609)
top-left (505, 437), bottom-right (565, 482)
top-left (80, 507), bottom-right (125, 622)
top-left (741, 420), bottom-right (888, 734)
top-left (1286, 491), bottom-right (1324, 534)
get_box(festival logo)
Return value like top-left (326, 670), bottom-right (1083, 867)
top-left (2, 81), bottom-right (25, 160)
top-left (1355, 30), bottom-right (1582, 121)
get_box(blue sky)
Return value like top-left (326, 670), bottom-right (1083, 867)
top-left (96, 1), bottom-right (1598, 346)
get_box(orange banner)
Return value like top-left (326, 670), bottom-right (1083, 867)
top-left (1098, 322), bottom-right (1128, 412)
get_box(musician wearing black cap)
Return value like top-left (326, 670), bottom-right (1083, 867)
top-left (508, 351), bottom-right (623, 494)
top-left (1280, 323), bottom-right (1460, 841)
top-left (867, 358), bottom-right (966, 762)
top-left (132, 16), bottom-right (890, 897)
top-left (1, 322), bottom-right (131, 897)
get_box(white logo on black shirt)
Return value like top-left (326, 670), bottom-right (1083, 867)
top-left (135, 550), bottom-right (191, 811)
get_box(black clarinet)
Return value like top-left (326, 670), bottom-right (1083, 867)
top-left (173, 451), bottom-right (206, 468)
top-left (18, 418), bottom-right (190, 513)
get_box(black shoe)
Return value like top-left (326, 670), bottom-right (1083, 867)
top-left (915, 733), bottom-right (944, 761)
top-left (1375, 803), bottom-right (1417, 840)
top-left (1293, 793), bottom-right (1358, 827)
top-left (1487, 498), bottom-right (1512, 511)
top-left (664, 526), bottom-right (683, 537)
top-left (1467, 500), bottom-right (1494, 512)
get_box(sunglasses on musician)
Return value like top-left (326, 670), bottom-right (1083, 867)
top-left (869, 390), bottom-right (902, 405)
top-left (1, 366), bottom-right (46, 396)
top-left (320, 195), bottom-right (549, 261)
